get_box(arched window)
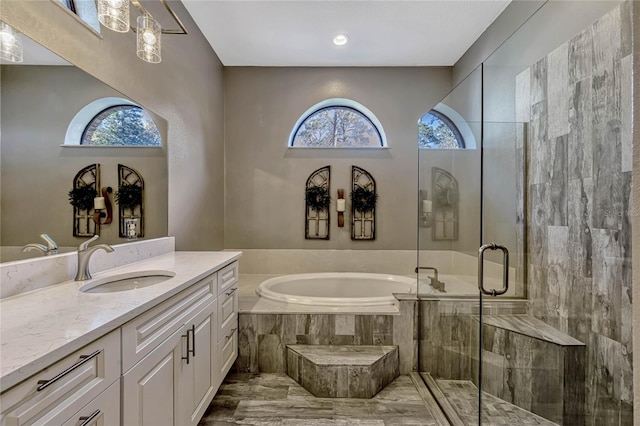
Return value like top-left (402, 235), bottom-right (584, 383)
top-left (289, 99), bottom-right (387, 148)
top-left (81, 105), bottom-right (161, 146)
top-left (418, 110), bottom-right (465, 149)
top-left (65, 97), bottom-right (162, 147)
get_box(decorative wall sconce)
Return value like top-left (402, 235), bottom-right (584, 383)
top-left (93, 187), bottom-right (114, 226)
top-left (97, 0), bottom-right (187, 64)
top-left (420, 190), bottom-right (433, 228)
top-left (336, 189), bottom-right (346, 228)
top-left (0, 21), bottom-right (23, 63)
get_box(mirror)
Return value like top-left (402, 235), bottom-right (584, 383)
top-left (0, 34), bottom-right (169, 262)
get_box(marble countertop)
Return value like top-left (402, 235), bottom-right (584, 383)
top-left (0, 251), bottom-right (241, 391)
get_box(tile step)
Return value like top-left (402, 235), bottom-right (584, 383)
top-left (286, 345), bottom-right (399, 398)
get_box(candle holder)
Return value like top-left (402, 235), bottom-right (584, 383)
top-left (336, 188), bottom-right (346, 228)
top-left (93, 187), bottom-right (113, 225)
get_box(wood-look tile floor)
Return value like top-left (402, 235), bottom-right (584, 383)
top-left (198, 373), bottom-right (440, 425)
top-left (436, 380), bottom-right (559, 426)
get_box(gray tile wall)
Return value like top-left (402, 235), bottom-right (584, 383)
top-left (516, 3), bottom-right (633, 425)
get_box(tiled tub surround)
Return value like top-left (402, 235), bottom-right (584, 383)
top-left (516, 3), bottom-right (633, 424)
top-left (0, 237), bottom-right (175, 299)
top-left (235, 296), bottom-right (417, 375)
top-left (0, 250), bottom-right (241, 390)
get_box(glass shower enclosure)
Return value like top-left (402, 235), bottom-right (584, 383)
top-left (416, 1), bottom-right (632, 425)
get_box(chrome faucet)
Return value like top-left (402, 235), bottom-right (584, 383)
top-left (415, 266), bottom-right (446, 292)
top-left (22, 234), bottom-right (59, 256)
top-left (74, 235), bottom-right (114, 281)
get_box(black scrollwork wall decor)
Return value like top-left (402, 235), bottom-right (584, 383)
top-left (351, 166), bottom-right (376, 240)
top-left (117, 164), bottom-right (145, 238)
top-left (70, 164), bottom-right (100, 237)
top-left (305, 166), bottom-right (331, 240)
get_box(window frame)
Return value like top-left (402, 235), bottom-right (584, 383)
top-left (288, 98), bottom-right (388, 149)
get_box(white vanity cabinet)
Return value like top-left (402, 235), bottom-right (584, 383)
top-left (215, 262), bottom-right (239, 389)
top-left (0, 258), bottom-right (240, 426)
top-left (0, 329), bottom-right (121, 426)
top-left (122, 260), bottom-right (239, 425)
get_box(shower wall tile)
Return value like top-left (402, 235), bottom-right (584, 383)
top-left (529, 101), bottom-right (550, 185)
top-left (568, 79), bottom-right (593, 180)
top-left (528, 183), bottom-right (548, 267)
top-left (620, 55), bottom-right (632, 172)
top-left (531, 57), bottom-right (547, 105)
top-left (549, 135), bottom-right (568, 225)
top-left (547, 43), bottom-right (569, 139)
top-left (591, 5), bottom-right (621, 77)
top-left (568, 180), bottom-right (593, 278)
top-left (569, 27), bottom-right (593, 84)
top-left (591, 229), bottom-right (623, 342)
top-left (515, 4), bottom-right (632, 425)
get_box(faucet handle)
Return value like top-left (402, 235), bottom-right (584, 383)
top-left (79, 234), bottom-right (100, 251)
top-left (40, 234), bottom-right (58, 251)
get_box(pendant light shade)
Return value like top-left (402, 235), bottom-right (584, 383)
top-left (0, 22), bottom-right (23, 63)
top-left (98, 0), bottom-right (130, 33)
top-left (136, 14), bottom-right (161, 64)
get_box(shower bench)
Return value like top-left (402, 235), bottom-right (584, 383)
top-left (479, 315), bottom-right (586, 425)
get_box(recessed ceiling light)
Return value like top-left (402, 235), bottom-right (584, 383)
top-left (333, 34), bottom-right (349, 46)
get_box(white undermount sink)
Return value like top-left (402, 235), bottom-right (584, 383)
top-left (79, 270), bottom-right (176, 293)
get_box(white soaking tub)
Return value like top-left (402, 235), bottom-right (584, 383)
top-left (255, 272), bottom-right (416, 307)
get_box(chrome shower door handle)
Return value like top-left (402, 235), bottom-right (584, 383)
top-left (478, 243), bottom-right (509, 296)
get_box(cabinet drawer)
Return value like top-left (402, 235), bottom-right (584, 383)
top-left (217, 283), bottom-right (238, 333)
top-left (122, 273), bottom-right (216, 372)
top-left (0, 329), bottom-right (120, 426)
top-left (61, 379), bottom-right (120, 426)
top-left (217, 262), bottom-right (238, 296)
top-left (217, 320), bottom-right (238, 383)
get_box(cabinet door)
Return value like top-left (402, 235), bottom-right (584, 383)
top-left (122, 327), bottom-right (184, 426)
top-left (176, 301), bottom-right (217, 426)
top-left (61, 379), bottom-right (120, 426)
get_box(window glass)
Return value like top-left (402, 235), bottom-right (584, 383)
top-left (418, 111), bottom-right (465, 149)
top-left (292, 106), bottom-right (384, 148)
top-left (81, 105), bottom-right (161, 146)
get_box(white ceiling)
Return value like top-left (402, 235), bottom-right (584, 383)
top-left (182, 0), bottom-right (511, 67)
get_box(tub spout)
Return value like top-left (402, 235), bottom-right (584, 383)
top-left (415, 266), bottom-right (445, 292)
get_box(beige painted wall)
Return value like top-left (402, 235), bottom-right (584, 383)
top-left (224, 67), bottom-right (451, 250)
top-left (0, 0), bottom-right (225, 251)
top-left (1, 65), bottom-right (167, 248)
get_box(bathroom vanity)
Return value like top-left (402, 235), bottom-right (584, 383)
top-left (0, 250), bottom-right (240, 426)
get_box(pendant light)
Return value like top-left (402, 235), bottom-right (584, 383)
top-left (0, 22), bottom-right (23, 63)
top-left (97, 0), bottom-right (130, 33)
top-left (136, 14), bottom-right (161, 64)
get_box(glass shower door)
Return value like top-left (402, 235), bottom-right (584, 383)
top-left (417, 64), bottom-right (484, 423)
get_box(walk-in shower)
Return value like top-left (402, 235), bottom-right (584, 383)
top-left (416, 2), bottom-right (633, 425)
